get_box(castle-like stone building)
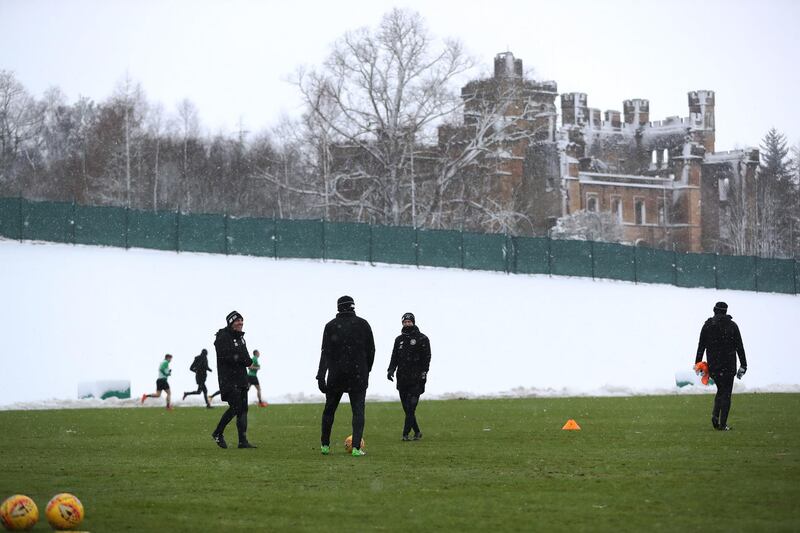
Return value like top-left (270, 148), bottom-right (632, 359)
top-left (448, 51), bottom-right (758, 253)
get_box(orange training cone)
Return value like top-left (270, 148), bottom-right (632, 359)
top-left (562, 419), bottom-right (581, 430)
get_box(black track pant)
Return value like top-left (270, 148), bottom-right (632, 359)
top-left (321, 389), bottom-right (366, 449)
top-left (711, 370), bottom-right (735, 427)
top-left (185, 381), bottom-right (208, 403)
top-left (214, 387), bottom-right (249, 443)
top-left (399, 389), bottom-right (421, 436)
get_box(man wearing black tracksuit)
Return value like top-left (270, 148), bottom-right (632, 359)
top-left (316, 295), bottom-right (375, 456)
top-left (183, 348), bottom-right (213, 407)
top-left (387, 312), bottom-right (431, 441)
top-left (212, 311), bottom-right (256, 449)
top-left (695, 301), bottom-right (748, 431)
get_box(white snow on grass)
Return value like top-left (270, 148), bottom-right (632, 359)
top-left (1, 239), bottom-right (798, 410)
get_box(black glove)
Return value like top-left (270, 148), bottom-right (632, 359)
top-left (387, 371), bottom-right (394, 382)
top-left (421, 371), bottom-right (427, 381)
top-left (317, 377), bottom-right (327, 394)
top-left (736, 366), bottom-right (747, 380)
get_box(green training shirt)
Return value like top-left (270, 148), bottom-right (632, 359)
top-left (248, 355), bottom-right (260, 377)
top-left (159, 360), bottom-right (171, 380)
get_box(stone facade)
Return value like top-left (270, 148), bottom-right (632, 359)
top-left (445, 52), bottom-right (759, 253)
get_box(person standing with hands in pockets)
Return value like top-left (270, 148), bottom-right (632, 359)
top-left (387, 312), bottom-right (431, 441)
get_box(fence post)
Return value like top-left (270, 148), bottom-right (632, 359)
top-left (547, 235), bottom-right (553, 276)
top-left (754, 255), bottom-right (759, 292)
top-left (632, 246), bottom-right (638, 284)
top-left (272, 217), bottom-right (277, 260)
top-left (71, 200), bottom-right (77, 245)
top-left (714, 253), bottom-right (719, 289)
top-left (176, 209), bottom-right (181, 253)
top-left (672, 247), bottom-right (678, 287)
top-left (18, 195), bottom-right (23, 242)
top-left (590, 239), bottom-right (595, 280)
top-left (460, 230), bottom-right (465, 269)
top-left (369, 224), bottom-right (374, 266)
top-left (322, 219), bottom-right (327, 261)
top-left (224, 213), bottom-right (229, 255)
top-left (415, 227), bottom-right (419, 268)
top-left (125, 206), bottom-right (130, 250)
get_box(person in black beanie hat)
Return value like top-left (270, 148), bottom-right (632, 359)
top-left (695, 301), bottom-right (748, 431)
top-left (212, 311), bottom-right (256, 448)
top-left (387, 312), bottom-right (431, 441)
top-left (316, 295), bottom-right (375, 456)
top-left (183, 348), bottom-right (213, 408)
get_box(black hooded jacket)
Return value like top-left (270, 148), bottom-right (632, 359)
top-left (316, 311), bottom-right (375, 393)
top-left (388, 325), bottom-right (431, 391)
top-left (189, 353), bottom-right (212, 383)
top-left (695, 313), bottom-right (747, 375)
top-left (215, 326), bottom-right (252, 401)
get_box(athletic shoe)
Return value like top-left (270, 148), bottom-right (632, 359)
top-left (212, 432), bottom-right (227, 449)
top-left (205, 404), bottom-right (213, 409)
top-left (140, 394), bottom-right (147, 405)
top-left (258, 402), bottom-right (268, 407)
top-left (413, 432), bottom-right (423, 441)
top-left (166, 405), bottom-right (174, 411)
top-left (711, 415), bottom-right (719, 429)
top-left (717, 425), bottom-right (732, 431)
top-left (321, 445), bottom-right (330, 455)
top-left (402, 435), bottom-right (411, 441)
top-left (238, 442), bottom-right (257, 449)
top-left (351, 448), bottom-right (367, 457)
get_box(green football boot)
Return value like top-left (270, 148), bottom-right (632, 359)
top-left (320, 445), bottom-right (330, 455)
top-left (351, 448), bottom-right (367, 457)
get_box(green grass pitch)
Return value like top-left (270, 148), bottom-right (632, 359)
top-left (1, 394), bottom-right (798, 532)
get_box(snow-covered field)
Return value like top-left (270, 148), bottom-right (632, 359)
top-left (1, 239), bottom-right (798, 410)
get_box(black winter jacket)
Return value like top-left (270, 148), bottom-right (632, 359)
top-left (695, 314), bottom-right (747, 376)
top-left (388, 326), bottom-right (431, 392)
top-left (215, 327), bottom-right (252, 401)
top-left (316, 311), bottom-right (375, 393)
top-left (190, 353), bottom-right (212, 383)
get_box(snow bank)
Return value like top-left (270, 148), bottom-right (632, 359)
top-left (1, 239), bottom-right (798, 410)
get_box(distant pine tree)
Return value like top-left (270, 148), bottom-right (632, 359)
top-left (757, 128), bottom-right (794, 257)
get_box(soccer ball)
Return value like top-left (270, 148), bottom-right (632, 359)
top-left (45, 493), bottom-right (84, 530)
top-left (344, 435), bottom-right (365, 453)
top-left (0, 494), bottom-right (39, 531)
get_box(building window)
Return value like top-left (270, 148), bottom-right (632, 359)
top-left (651, 150), bottom-right (658, 167)
top-left (635, 198), bottom-right (645, 225)
top-left (662, 148), bottom-right (669, 167)
top-left (611, 196), bottom-right (622, 222)
top-left (658, 204), bottom-right (665, 225)
top-left (586, 194), bottom-right (598, 212)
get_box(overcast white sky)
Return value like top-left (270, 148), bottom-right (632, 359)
top-left (1, 0), bottom-right (798, 151)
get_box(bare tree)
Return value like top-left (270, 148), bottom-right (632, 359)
top-left (549, 210), bottom-right (624, 242)
top-left (111, 74), bottom-right (147, 207)
top-left (147, 103), bottom-right (165, 210)
top-left (175, 98), bottom-right (200, 210)
top-left (295, 8), bottom-right (474, 225)
top-left (0, 70), bottom-right (43, 193)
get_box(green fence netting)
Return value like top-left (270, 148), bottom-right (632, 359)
top-left (462, 232), bottom-right (508, 272)
top-left (676, 252), bottom-right (717, 289)
top-left (22, 200), bottom-right (73, 243)
top-left (716, 255), bottom-right (757, 291)
top-left (371, 225), bottom-right (417, 265)
top-left (550, 239), bottom-right (593, 278)
top-left (513, 236), bottom-right (550, 275)
top-left (635, 247), bottom-right (675, 285)
top-left (178, 212), bottom-right (226, 254)
top-left (324, 221), bottom-right (371, 262)
top-left (228, 216), bottom-right (275, 257)
top-left (417, 228), bottom-right (462, 269)
top-left (0, 197), bottom-right (22, 240)
top-left (756, 257), bottom-right (796, 294)
top-left (128, 209), bottom-right (178, 251)
top-left (593, 241), bottom-right (636, 282)
top-left (275, 219), bottom-right (323, 259)
top-left (74, 204), bottom-right (128, 247)
top-left (1, 198), bottom-right (797, 295)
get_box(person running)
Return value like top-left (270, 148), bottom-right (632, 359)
top-left (248, 349), bottom-right (267, 407)
top-left (387, 312), bottom-right (431, 441)
top-left (316, 295), bottom-right (375, 457)
top-left (212, 311), bottom-right (256, 449)
top-left (183, 348), bottom-right (213, 408)
top-left (695, 301), bottom-right (748, 431)
top-left (141, 354), bottom-right (174, 410)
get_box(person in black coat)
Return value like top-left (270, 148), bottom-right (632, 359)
top-left (316, 295), bottom-right (375, 456)
top-left (212, 311), bottom-right (255, 449)
top-left (183, 348), bottom-right (213, 407)
top-left (695, 301), bottom-right (748, 431)
top-left (387, 312), bottom-right (431, 441)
